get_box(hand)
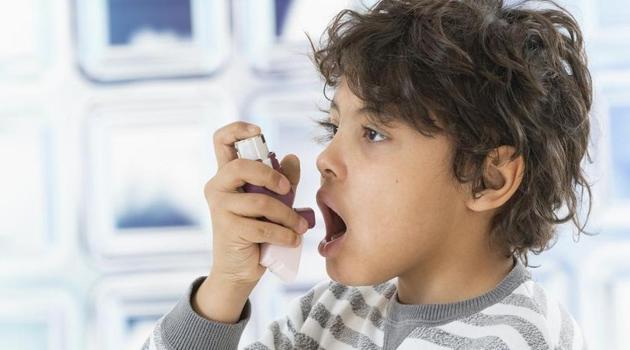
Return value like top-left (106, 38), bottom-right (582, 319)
top-left (203, 122), bottom-right (308, 287)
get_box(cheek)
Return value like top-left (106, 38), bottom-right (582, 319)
top-left (329, 164), bottom-right (460, 284)
top-left (357, 173), bottom-right (457, 256)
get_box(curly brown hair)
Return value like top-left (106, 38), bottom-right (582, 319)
top-left (308, 0), bottom-right (595, 266)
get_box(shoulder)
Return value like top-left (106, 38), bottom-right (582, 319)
top-left (492, 279), bottom-right (586, 349)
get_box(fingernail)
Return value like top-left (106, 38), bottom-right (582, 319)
top-left (299, 219), bottom-right (308, 233)
top-left (295, 234), bottom-right (302, 246)
top-left (248, 125), bottom-right (259, 133)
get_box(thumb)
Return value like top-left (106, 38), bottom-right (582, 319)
top-left (279, 154), bottom-right (301, 194)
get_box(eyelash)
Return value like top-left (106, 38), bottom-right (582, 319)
top-left (314, 114), bottom-right (388, 145)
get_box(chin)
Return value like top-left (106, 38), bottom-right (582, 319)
top-left (325, 260), bottom-right (391, 286)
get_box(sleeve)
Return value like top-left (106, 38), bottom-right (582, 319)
top-left (554, 300), bottom-right (587, 350)
top-left (242, 279), bottom-right (331, 350)
top-left (142, 276), bottom-right (252, 350)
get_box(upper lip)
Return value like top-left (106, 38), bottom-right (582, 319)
top-left (316, 189), bottom-right (347, 239)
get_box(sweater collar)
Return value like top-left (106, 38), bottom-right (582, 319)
top-left (385, 258), bottom-right (530, 325)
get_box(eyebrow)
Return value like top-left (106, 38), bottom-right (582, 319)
top-left (329, 99), bottom-right (381, 119)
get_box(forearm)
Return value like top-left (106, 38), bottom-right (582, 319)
top-left (144, 276), bottom-right (252, 350)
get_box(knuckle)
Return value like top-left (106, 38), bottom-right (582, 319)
top-left (208, 191), bottom-right (225, 210)
top-left (236, 121), bottom-right (250, 129)
top-left (203, 179), bottom-right (215, 200)
top-left (252, 194), bottom-right (270, 210)
top-left (258, 226), bottom-right (273, 240)
top-left (231, 158), bottom-right (247, 170)
top-left (288, 232), bottom-right (299, 245)
top-left (221, 159), bottom-right (240, 176)
top-left (212, 126), bottom-right (225, 142)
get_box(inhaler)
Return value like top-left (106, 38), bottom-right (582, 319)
top-left (234, 134), bottom-right (316, 282)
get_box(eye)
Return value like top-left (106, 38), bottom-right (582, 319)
top-left (313, 117), bottom-right (388, 145)
top-left (313, 119), bottom-right (337, 145)
top-left (363, 127), bottom-right (387, 143)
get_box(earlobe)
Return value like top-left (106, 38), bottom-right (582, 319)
top-left (465, 146), bottom-right (525, 212)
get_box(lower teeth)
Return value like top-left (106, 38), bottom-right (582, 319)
top-left (328, 231), bottom-right (345, 242)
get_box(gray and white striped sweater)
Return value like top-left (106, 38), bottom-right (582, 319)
top-left (143, 260), bottom-right (585, 349)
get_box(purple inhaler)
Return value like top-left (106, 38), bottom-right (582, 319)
top-left (234, 134), bottom-right (315, 282)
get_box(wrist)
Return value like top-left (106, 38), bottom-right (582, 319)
top-left (192, 273), bottom-right (256, 324)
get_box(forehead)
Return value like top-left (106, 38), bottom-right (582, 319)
top-left (329, 79), bottom-right (449, 137)
top-left (330, 79), bottom-right (362, 110)
top-left (329, 80), bottom-right (405, 129)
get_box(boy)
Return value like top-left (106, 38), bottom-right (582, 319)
top-left (144, 0), bottom-right (592, 348)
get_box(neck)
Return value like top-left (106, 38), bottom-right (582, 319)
top-left (396, 240), bottom-right (514, 305)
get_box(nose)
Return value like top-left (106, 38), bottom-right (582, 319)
top-left (316, 140), bottom-right (345, 182)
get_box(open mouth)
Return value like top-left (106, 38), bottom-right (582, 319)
top-left (323, 204), bottom-right (347, 242)
top-left (316, 190), bottom-right (348, 257)
top-left (316, 190), bottom-right (349, 247)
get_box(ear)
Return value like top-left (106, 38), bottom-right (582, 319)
top-left (465, 145), bottom-right (525, 212)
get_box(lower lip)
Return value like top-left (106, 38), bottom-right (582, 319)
top-left (318, 231), bottom-right (347, 258)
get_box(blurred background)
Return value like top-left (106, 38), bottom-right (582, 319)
top-left (0, 0), bottom-right (628, 349)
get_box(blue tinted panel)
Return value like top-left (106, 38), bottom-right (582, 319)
top-left (115, 196), bottom-right (197, 229)
top-left (275, 0), bottom-right (294, 36)
top-left (109, 124), bottom-right (203, 230)
top-left (610, 106), bottom-right (630, 200)
top-left (107, 0), bottom-right (192, 45)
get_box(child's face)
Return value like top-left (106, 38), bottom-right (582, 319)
top-left (316, 79), bottom-right (471, 286)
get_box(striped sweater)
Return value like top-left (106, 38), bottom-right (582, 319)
top-left (143, 260), bottom-right (586, 349)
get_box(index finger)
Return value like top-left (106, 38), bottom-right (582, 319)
top-left (213, 121), bottom-right (261, 169)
